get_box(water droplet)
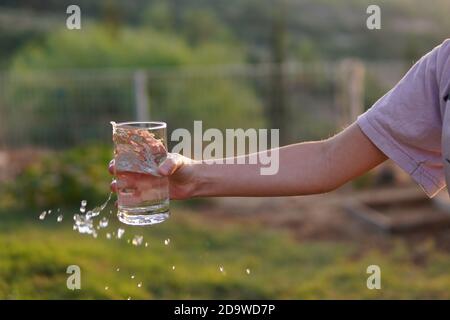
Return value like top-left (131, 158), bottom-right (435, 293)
top-left (246, 268), bottom-right (251, 275)
top-left (132, 235), bottom-right (143, 246)
top-left (219, 266), bottom-right (224, 273)
top-left (117, 228), bottom-right (125, 239)
top-left (145, 242), bottom-right (148, 247)
top-left (98, 217), bottom-right (109, 228)
top-left (81, 200), bottom-right (87, 207)
top-left (48, 210), bottom-right (52, 214)
top-left (172, 265), bottom-right (176, 271)
top-left (104, 286), bottom-right (109, 290)
top-left (131, 275), bottom-right (135, 279)
top-left (116, 268), bottom-right (120, 272)
top-left (39, 211), bottom-right (47, 220)
top-left (164, 239), bottom-right (170, 246)
top-left (106, 233), bottom-right (112, 239)
top-left (137, 282), bottom-right (142, 288)
top-left (57, 215), bottom-right (63, 222)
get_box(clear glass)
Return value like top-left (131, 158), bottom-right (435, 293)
top-left (111, 121), bottom-right (169, 225)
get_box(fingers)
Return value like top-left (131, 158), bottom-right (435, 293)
top-left (110, 179), bottom-right (117, 193)
top-left (158, 153), bottom-right (181, 176)
top-left (108, 159), bottom-right (115, 175)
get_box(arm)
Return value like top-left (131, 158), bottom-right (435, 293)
top-left (140, 122), bottom-right (386, 199)
top-left (189, 123), bottom-right (386, 197)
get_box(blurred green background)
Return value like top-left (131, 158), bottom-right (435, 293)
top-left (1, 0), bottom-right (450, 299)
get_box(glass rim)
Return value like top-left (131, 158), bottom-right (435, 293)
top-left (111, 121), bottom-right (167, 130)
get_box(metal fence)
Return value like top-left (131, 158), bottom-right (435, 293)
top-left (0, 61), bottom-right (407, 149)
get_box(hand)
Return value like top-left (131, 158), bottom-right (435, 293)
top-left (109, 153), bottom-right (198, 200)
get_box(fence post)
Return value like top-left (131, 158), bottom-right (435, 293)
top-left (133, 70), bottom-right (150, 121)
top-left (335, 59), bottom-right (365, 128)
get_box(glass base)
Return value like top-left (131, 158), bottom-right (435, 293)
top-left (117, 200), bottom-right (170, 226)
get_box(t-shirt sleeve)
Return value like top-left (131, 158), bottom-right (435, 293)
top-left (357, 40), bottom-right (450, 197)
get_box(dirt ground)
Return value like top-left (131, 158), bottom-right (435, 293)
top-left (195, 185), bottom-right (450, 258)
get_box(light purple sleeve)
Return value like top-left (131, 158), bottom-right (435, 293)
top-left (357, 39), bottom-right (450, 197)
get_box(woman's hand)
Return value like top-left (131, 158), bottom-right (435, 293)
top-left (109, 153), bottom-right (198, 200)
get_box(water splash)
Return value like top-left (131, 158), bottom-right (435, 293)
top-left (73, 194), bottom-right (112, 238)
top-left (89, 193), bottom-right (112, 218)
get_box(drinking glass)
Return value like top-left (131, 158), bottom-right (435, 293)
top-left (111, 121), bottom-right (169, 225)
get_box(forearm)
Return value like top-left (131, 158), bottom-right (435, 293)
top-left (190, 123), bottom-right (387, 197)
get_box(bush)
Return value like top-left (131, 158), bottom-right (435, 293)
top-left (2, 145), bottom-right (112, 210)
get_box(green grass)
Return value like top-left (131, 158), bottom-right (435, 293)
top-left (2, 205), bottom-right (450, 299)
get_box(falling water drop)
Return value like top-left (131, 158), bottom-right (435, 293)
top-left (164, 239), bottom-right (170, 246)
top-left (137, 282), bottom-right (142, 288)
top-left (246, 268), bottom-right (251, 275)
top-left (117, 228), bottom-right (125, 239)
top-left (39, 211), bottom-right (47, 220)
top-left (145, 242), bottom-right (148, 247)
top-left (116, 268), bottom-right (120, 272)
top-left (99, 217), bottom-right (109, 228)
top-left (172, 265), bottom-right (176, 271)
top-left (104, 286), bottom-right (109, 290)
top-left (57, 215), bottom-right (63, 222)
top-left (219, 266), bottom-right (224, 273)
top-left (132, 235), bottom-right (144, 246)
top-left (131, 275), bottom-right (135, 279)
top-left (48, 210), bottom-right (52, 215)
